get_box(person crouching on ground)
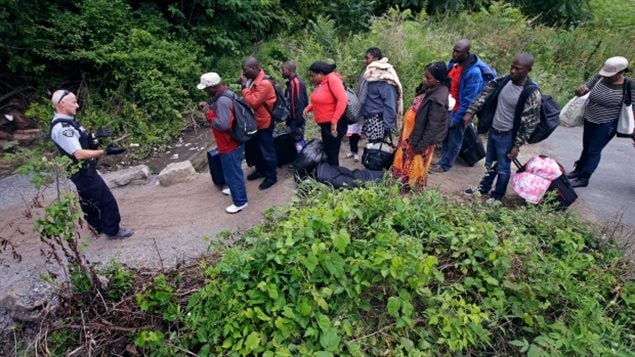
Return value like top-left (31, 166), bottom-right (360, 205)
top-left (303, 61), bottom-right (348, 166)
top-left (50, 90), bottom-right (133, 239)
top-left (198, 72), bottom-right (249, 214)
top-left (392, 61), bottom-right (449, 190)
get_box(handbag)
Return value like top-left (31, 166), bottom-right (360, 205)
top-left (362, 134), bottom-right (395, 171)
top-left (559, 93), bottom-right (588, 127)
top-left (616, 79), bottom-right (634, 138)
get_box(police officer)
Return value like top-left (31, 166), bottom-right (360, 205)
top-left (50, 89), bottom-right (134, 239)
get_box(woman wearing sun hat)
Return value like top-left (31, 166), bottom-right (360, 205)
top-left (566, 56), bottom-right (634, 188)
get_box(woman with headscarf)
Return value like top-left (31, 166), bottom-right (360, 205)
top-left (567, 56), bottom-right (634, 188)
top-left (392, 61), bottom-right (450, 190)
top-left (303, 61), bottom-right (348, 166)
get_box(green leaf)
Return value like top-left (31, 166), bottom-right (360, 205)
top-left (319, 328), bottom-right (340, 352)
top-left (387, 296), bottom-right (401, 317)
top-left (245, 332), bottom-right (261, 352)
top-left (332, 229), bottom-right (350, 252)
top-left (316, 352), bottom-right (334, 357)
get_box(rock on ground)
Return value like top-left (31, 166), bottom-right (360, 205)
top-left (158, 161), bottom-right (196, 187)
top-left (102, 164), bottom-right (150, 188)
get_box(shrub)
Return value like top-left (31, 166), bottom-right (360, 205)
top-left (136, 183), bottom-right (634, 355)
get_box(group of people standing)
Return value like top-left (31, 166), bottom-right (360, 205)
top-left (49, 39), bottom-right (632, 238)
top-left (173, 41), bottom-right (635, 214)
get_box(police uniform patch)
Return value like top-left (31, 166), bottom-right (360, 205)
top-left (62, 129), bottom-right (75, 137)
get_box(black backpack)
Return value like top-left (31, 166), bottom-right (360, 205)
top-left (266, 79), bottom-right (291, 123)
top-left (477, 76), bottom-right (561, 143)
top-left (517, 81), bottom-right (561, 144)
top-left (220, 92), bottom-right (258, 143)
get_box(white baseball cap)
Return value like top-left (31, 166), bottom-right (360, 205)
top-left (197, 72), bottom-right (221, 90)
top-left (598, 56), bottom-right (629, 77)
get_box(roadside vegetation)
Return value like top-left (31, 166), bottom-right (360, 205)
top-left (1, 1), bottom-right (634, 355)
top-left (5, 182), bottom-right (634, 355)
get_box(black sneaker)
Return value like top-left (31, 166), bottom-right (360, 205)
top-left (565, 171), bottom-right (579, 179)
top-left (107, 227), bottom-right (134, 239)
top-left (464, 186), bottom-right (486, 196)
top-left (247, 171), bottom-right (264, 181)
top-left (259, 178), bottom-right (277, 190)
top-left (569, 177), bottom-right (589, 188)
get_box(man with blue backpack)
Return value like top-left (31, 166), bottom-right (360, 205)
top-left (431, 39), bottom-right (497, 173)
top-left (198, 72), bottom-right (249, 214)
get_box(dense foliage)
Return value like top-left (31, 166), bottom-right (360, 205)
top-left (2, 0), bottom-right (632, 156)
top-left (127, 182), bottom-right (634, 355)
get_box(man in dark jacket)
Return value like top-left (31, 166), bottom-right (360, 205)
top-left (281, 60), bottom-right (309, 153)
top-left (463, 53), bottom-right (541, 202)
top-left (431, 39), bottom-right (496, 173)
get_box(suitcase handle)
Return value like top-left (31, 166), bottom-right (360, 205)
top-left (513, 158), bottom-right (524, 172)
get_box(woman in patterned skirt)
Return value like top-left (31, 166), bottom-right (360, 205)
top-left (392, 62), bottom-right (450, 190)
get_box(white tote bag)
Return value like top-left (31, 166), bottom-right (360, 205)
top-left (559, 93), bottom-right (588, 127)
top-left (617, 80), bottom-right (633, 137)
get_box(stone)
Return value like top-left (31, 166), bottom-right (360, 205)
top-left (102, 165), bottom-right (150, 188)
top-left (158, 160), bottom-right (196, 187)
top-left (0, 280), bottom-right (55, 323)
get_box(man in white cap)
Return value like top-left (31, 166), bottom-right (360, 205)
top-left (198, 72), bottom-right (249, 213)
top-left (566, 56), bottom-right (633, 187)
top-left (50, 89), bottom-right (133, 239)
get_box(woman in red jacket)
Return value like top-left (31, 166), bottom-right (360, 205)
top-left (303, 61), bottom-right (348, 165)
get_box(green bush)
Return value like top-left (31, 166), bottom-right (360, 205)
top-left (136, 183), bottom-right (634, 355)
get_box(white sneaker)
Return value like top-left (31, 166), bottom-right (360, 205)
top-left (486, 198), bottom-right (501, 206)
top-left (222, 187), bottom-right (231, 196)
top-left (226, 202), bottom-right (248, 214)
top-left (353, 154), bottom-right (360, 162)
top-left (345, 152), bottom-right (354, 159)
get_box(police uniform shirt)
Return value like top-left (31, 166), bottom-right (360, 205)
top-left (51, 113), bottom-right (83, 156)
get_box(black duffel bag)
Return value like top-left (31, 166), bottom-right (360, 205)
top-left (361, 134), bottom-right (395, 171)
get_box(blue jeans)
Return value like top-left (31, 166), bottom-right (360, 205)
top-left (219, 145), bottom-right (248, 206)
top-left (479, 131), bottom-right (514, 200)
top-left (575, 119), bottom-right (617, 179)
top-left (439, 123), bottom-right (466, 171)
top-left (255, 125), bottom-right (277, 181)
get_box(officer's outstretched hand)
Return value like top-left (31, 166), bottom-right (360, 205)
top-left (104, 144), bottom-right (126, 156)
top-left (94, 127), bottom-right (114, 138)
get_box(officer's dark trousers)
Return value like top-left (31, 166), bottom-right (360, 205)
top-left (71, 170), bottom-right (121, 235)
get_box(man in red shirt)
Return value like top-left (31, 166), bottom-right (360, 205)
top-left (198, 72), bottom-right (248, 214)
top-left (240, 57), bottom-right (278, 190)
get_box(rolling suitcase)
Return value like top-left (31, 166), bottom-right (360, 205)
top-left (513, 157), bottom-right (577, 210)
top-left (244, 130), bottom-right (297, 167)
top-left (207, 148), bottom-right (225, 188)
top-left (273, 129), bottom-right (297, 167)
top-left (459, 124), bottom-right (486, 166)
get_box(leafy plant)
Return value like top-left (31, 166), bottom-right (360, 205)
top-left (133, 182), bottom-right (634, 355)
